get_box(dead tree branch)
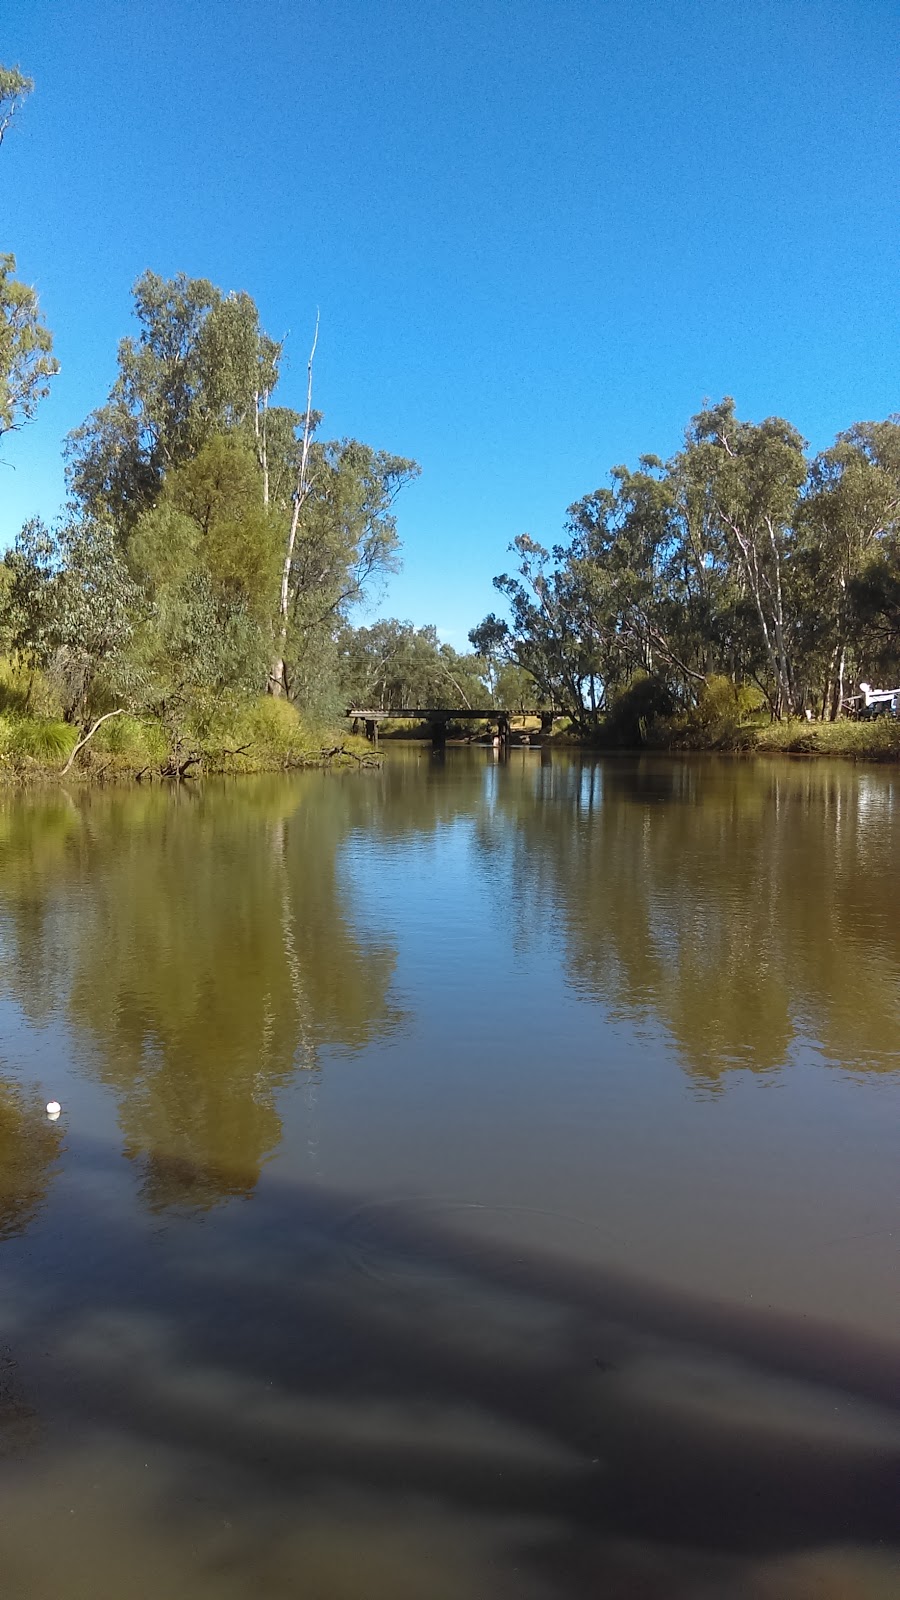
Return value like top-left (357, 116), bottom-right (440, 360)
top-left (271, 311), bottom-right (319, 695)
top-left (60, 708), bottom-right (126, 775)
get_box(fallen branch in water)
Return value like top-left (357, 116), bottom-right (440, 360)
top-left (60, 708), bottom-right (126, 775)
top-left (160, 753), bottom-right (202, 780)
top-left (320, 743), bottom-right (382, 769)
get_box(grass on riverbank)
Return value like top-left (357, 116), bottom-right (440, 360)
top-left (0, 696), bottom-right (376, 782)
top-left (753, 717), bottom-right (900, 759)
top-left (650, 711), bottom-right (900, 762)
top-left (594, 675), bottom-right (900, 760)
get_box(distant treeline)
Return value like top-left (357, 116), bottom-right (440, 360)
top-left (470, 401), bottom-right (900, 738)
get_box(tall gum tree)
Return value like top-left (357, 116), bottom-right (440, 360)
top-left (0, 67), bottom-right (58, 448)
top-left (797, 420), bottom-right (900, 716)
top-left (483, 400), bottom-right (900, 728)
top-left (0, 64), bottom-right (32, 148)
top-left (64, 271), bottom-right (418, 716)
top-left (0, 255), bottom-right (58, 447)
top-left (681, 400), bottom-right (807, 718)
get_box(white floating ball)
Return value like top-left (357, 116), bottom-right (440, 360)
top-left (46, 1101), bottom-right (61, 1119)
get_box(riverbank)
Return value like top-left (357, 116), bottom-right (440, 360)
top-left (377, 712), bottom-right (900, 763)
top-left (746, 718), bottom-right (900, 760)
top-left (4, 702), bottom-right (900, 781)
top-left (0, 698), bottom-right (379, 783)
top-left (643, 714), bottom-right (900, 762)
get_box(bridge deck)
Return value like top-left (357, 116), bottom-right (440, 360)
top-left (346, 708), bottom-right (553, 720)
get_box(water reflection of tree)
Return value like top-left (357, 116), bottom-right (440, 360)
top-left (0, 781), bottom-right (403, 1210)
top-left (0, 794), bottom-right (82, 1023)
top-left (483, 757), bottom-right (900, 1085)
top-left (0, 1079), bottom-right (62, 1239)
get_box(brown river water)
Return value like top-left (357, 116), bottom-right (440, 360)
top-left (0, 749), bottom-right (899, 1598)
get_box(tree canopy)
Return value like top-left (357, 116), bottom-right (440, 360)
top-left (339, 619), bottom-right (487, 710)
top-left (0, 65), bottom-right (58, 449)
top-left (475, 401), bottom-right (900, 735)
top-left (0, 64), bottom-right (32, 148)
top-left (0, 255), bottom-right (58, 444)
top-left (4, 268), bottom-right (420, 749)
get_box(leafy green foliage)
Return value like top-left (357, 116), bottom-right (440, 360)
top-left (46, 270), bottom-right (420, 759)
top-left (338, 618), bottom-right (487, 709)
top-left (0, 63), bottom-right (32, 148)
top-left (655, 676), bottom-right (764, 750)
top-left (282, 442), bottom-right (419, 698)
top-left (602, 675), bottom-right (675, 747)
top-left (484, 402), bottom-right (900, 735)
top-left (0, 254), bottom-right (58, 444)
top-left (1, 65), bottom-right (56, 444)
top-left (125, 433), bottom-right (281, 732)
top-left (0, 714), bottom-right (77, 768)
top-left (5, 517), bottom-right (143, 722)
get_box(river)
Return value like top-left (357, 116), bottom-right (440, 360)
top-left (0, 749), bottom-right (899, 1598)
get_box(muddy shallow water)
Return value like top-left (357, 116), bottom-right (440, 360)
top-left (0, 750), bottom-right (899, 1598)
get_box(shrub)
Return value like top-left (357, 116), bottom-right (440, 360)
top-left (92, 714), bottom-right (168, 765)
top-left (7, 718), bottom-right (77, 763)
top-left (601, 676), bottom-right (676, 747)
top-left (658, 675), bottom-right (764, 750)
top-left (0, 658), bottom-right (60, 719)
top-left (757, 717), bottom-right (900, 760)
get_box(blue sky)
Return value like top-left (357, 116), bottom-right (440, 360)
top-left (2, 0), bottom-right (898, 644)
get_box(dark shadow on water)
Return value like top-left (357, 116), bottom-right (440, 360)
top-left (4, 1141), bottom-right (900, 1596)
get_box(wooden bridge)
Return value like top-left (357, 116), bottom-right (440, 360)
top-left (346, 708), bottom-right (559, 750)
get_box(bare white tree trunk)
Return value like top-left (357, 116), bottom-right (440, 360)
top-left (61, 709), bottom-right (126, 775)
top-left (270, 313), bottom-right (319, 697)
top-left (723, 512), bottom-right (795, 717)
top-left (254, 388), bottom-right (270, 509)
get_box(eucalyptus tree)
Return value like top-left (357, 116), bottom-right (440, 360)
top-left (796, 420), bottom-right (900, 714)
top-left (467, 614), bottom-right (508, 702)
top-left (486, 456), bottom-right (724, 730)
top-left (849, 550), bottom-right (900, 680)
top-left (488, 535), bottom-right (612, 732)
top-left (279, 441), bottom-right (418, 702)
top-left (66, 272), bottom-right (285, 529)
top-left (124, 432), bottom-right (281, 742)
top-left (679, 400), bottom-right (808, 716)
top-left (339, 618), bottom-right (485, 710)
top-left (0, 68), bottom-right (58, 445)
top-left (563, 459), bottom-right (717, 699)
top-left (0, 63), bottom-right (32, 148)
top-left (5, 515), bottom-right (142, 721)
top-left (0, 255), bottom-right (58, 446)
top-left (63, 270), bottom-right (419, 718)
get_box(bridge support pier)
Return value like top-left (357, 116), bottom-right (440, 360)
top-left (498, 713), bottom-right (511, 747)
top-left (540, 711), bottom-right (554, 742)
top-left (364, 719), bottom-right (379, 748)
top-left (430, 718), bottom-right (447, 752)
